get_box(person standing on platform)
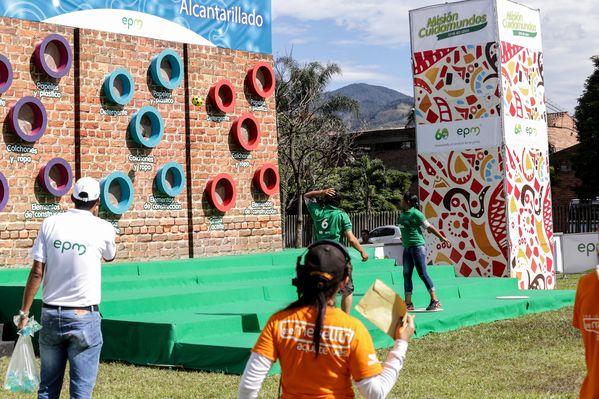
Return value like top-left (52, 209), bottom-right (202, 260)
top-left (238, 240), bottom-right (416, 399)
top-left (303, 188), bottom-right (368, 314)
top-left (398, 193), bottom-right (450, 312)
top-left (572, 228), bottom-right (599, 398)
top-left (360, 229), bottom-right (374, 244)
top-left (16, 177), bottom-right (117, 399)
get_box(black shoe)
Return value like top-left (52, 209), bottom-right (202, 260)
top-left (426, 300), bottom-right (443, 311)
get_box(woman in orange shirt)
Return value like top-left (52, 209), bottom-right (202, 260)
top-left (238, 240), bottom-right (415, 399)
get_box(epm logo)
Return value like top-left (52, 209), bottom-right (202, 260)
top-left (122, 16), bottom-right (144, 30)
top-left (514, 123), bottom-right (537, 136)
top-left (456, 126), bottom-right (480, 137)
top-left (435, 128), bottom-right (449, 140)
top-left (53, 240), bottom-right (87, 256)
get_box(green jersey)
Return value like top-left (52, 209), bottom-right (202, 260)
top-left (305, 199), bottom-right (352, 242)
top-left (398, 207), bottom-right (427, 248)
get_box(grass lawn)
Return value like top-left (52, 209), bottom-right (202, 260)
top-left (0, 273), bottom-right (589, 398)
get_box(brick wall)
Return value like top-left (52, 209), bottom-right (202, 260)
top-left (0, 18), bottom-right (282, 268)
top-left (187, 45), bottom-right (282, 257)
top-left (548, 112), bottom-right (578, 152)
top-left (0, 19), bottom-right (75, 267)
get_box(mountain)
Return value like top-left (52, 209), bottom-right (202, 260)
top-left (327, 83), bottom-right (414, 130)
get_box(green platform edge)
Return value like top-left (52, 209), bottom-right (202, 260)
top-left (0, 247), bottom-right (574, 374)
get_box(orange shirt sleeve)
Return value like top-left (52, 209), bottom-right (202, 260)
top-left (349, 321), bottom-right (383, 381)
top-left (252, 314), bottom-right (279, 362)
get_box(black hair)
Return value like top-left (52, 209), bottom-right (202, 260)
top-left (72, 196), bottom-right (99, 211)
top-left (361, 229), bottom-right (369, 234)
top-left (287, 244), bottom-right (349, 357)
top-left (322, 191), bottom-right (341, 208)
top-left (403, 192), bottom-right (420, 209)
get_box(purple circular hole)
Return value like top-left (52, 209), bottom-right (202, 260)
top-left (0, 54), bottom-right (13, 94)
top-left (0, 172), bottom-right (8, 211)
top-left (39, 158), bottom-right (72, 197)
top-left (34, 34), bottom-right (73, 79)
top-left (9, 96), bottom-right (48, 142)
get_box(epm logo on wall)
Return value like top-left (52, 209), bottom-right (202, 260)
top-left (418, 11), bottom-right (487, 40)
top-left (435, 126), bottom-right (481, 141)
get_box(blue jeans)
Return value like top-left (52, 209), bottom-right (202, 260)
top-left (403, 245), bottom-right (435, 295)
top-left (38, 307), bottom-right (103, 399)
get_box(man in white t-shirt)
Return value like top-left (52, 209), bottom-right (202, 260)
top-left (16, 177), bottom-right (116, 399)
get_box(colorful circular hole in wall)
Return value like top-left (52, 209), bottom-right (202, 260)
top-left (0, 54), bottom-right (13, 94)
top-left (100, 172), bottom-right (134, 215)
top-left (150, 49), bottom-right (183, 90)
top-left (0, 172), bottom-right (8, 212)
top-left (246, 62), bottom-right (275, 98)
top-left (155, 162), bottom-right (185, 197)
top-left (253, 163), bottom-right (280, 197)
top-left (232, 113), bottom-right (261, 151)
top-left (129, 106), bottom-right (164, 148)
top-left (206, 173), bottom-right (236, 213)
top-left (38, 158), bottom-right (73, 197)
top-left (104, 68), bottom-right (135, 106)
top-left (9, 96), bottom-right (48, 142)
top-left (34, 34), bottom-right (73, 79)
top-left (208, 79), bottom-right (236, 113)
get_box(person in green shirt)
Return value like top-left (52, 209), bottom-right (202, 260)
top-left (398, 193), bottom-right (450, 311)
top-left (304, 188), bottom-right (369, 314)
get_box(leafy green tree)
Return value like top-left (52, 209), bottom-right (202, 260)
top-left (334, 156), bottom-right (411, 213)
top-left (573, 56), bottom-right (599, 199)
top-left (275, 56), bottom-right (358, 247)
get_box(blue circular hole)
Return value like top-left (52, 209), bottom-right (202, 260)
top-left (155, 162), bottom-right (185, 197)
top-left (150, 49), bottom-right (183, 90)
top-left (104, 68), bottom-right (135, 105)
top-left (129, 106), bottom-right (164, 148)
top-left (100, 172), bottom-right (134, 215)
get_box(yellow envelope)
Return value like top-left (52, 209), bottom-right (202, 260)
top-left (355, 279), bottom-right (407, 338)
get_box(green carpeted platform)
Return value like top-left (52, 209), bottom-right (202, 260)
top-left (0, 248), bottom-right (574, 374)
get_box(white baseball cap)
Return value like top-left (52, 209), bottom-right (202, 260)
top-left (72, 177), bottom-right (100, 202)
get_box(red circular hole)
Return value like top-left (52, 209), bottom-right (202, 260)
top-left (247, 62), bottom-right (275, 98)
top-left (209, 79), bottom-right (236, 113)
top-left (232, 113), bottom-right (260, 151)
top-left (207, 173), bottom-right (237, 212)
top-left (253, 163), bottom-right (279, 196)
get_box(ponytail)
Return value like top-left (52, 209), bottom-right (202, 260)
top-left (285, 275), bottom-right (342, 357)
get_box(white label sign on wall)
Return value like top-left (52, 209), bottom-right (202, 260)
top-left (496, 0), bottom-right (542, 49)
top-left (409, 0), bottom-right (495, 53)
top-left (416, 118), bottom-right (502, 154)
top-left (561, 233), bottom-right (599, 274)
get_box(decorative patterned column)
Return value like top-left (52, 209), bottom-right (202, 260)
top-left (409, 0), bottom-right (554, 288)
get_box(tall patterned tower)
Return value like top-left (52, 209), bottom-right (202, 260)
top-left (409, 0), bottom-right (554, 289)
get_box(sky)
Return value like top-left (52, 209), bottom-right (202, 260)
top-left (271, 0), bottom-right (599, 113)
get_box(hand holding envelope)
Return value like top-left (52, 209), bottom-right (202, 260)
top-left (355, 279), bottom-right (415, 340)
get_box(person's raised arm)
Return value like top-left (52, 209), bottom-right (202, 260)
top-left (355, 315), bottom-right (416, 399)
top-left (304, 188), bottom-right (336, 200)
top-left (345, 230), bottom-right (369, 262)
top-left (17, 260), bottom-right (45, 329)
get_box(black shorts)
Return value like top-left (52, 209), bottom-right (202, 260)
top-left (339, 276), bottom-right (354, 296)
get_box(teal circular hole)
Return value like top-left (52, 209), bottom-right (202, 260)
top-left (100, 172), bottom-right (134, 215)
top-left (155, 162), bottom-right (185, 197)
top-left (104, 68), bottom-right (134, 105)
top-left (129, 106), bottom-right (164, 148)
top-left (150, 49), bottom-right (183, 90)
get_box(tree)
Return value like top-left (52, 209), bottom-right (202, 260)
top-left (333, 156), bottom-right (411, 213)
top-left (275, 56), bottom-right (358, 247)
top-left (573, 56), bottom-right (599, 199)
